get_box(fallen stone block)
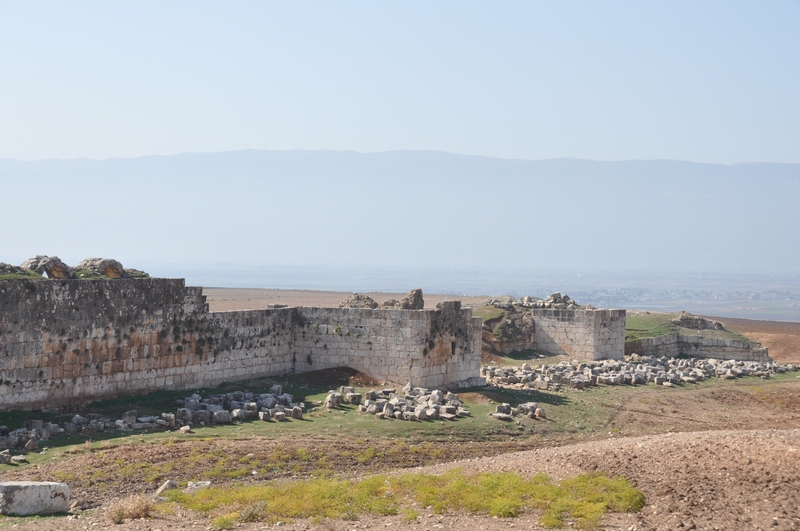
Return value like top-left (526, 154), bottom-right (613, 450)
top-left (213, 410), bottom-right (232, 424)
top-left (155, 479), bottom-right (177, 497)
top-left (0, 481), bottom-right (70, 515)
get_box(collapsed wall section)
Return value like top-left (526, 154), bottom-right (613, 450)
top-left (531, 308), bottom-right (626, 360)
top-left (0, 279), bottom-right (483, 411)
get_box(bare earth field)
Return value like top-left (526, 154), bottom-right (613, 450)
top-left (203, 288), bottom-right (490, 312)
top-left (2, 289), bottom-right (799, 530)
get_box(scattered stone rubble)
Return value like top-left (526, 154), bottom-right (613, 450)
top-left (671, 311), bottom-right (725, 331)
top-left (483, 355), bottom-right (799, 392)
top-left (0, 263), bottom-right (28, 276)
top-left (338, 289), bottom-right (425, 310)
top-left (328, 382), bottom-right (470, 421)
top-left (486, 292), bottom-right (592, 310)
top-left (0, 386), bottom-right (303, 454)
top-left (339, 293), bottom-right (379, 309)
top-left (490, 401), bottom-right (546, 422)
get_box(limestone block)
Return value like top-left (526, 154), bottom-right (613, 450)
top-left (0, 482), bottom-right (70, 515)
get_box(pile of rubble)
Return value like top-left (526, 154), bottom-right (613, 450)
top-left (325, 382), bottom-right (470, 421)
top-left (0, 386), bottom-right (304, 456)
top-left (671, 311), bottom-right (725, 331)
top-left (339, 289), bottom-right (425, 310)
top-left (483, 356), bottom-right (799, 392)
top-left (486, 292), bottom-right (591, 310)
top-left (490, 401), bottom-right (546, 422)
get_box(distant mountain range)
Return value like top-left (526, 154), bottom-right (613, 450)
top-left (2, 150), bottom-right (799, 278)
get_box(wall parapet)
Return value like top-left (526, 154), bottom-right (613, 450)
top-left (0, 280), bottom-right (482, 411)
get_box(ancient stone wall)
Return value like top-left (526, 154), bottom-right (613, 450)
top-left (531, 309), bottom-right (626, 361)
top-left (625, 332), bottom-right (770, 362)
top-left (625, 333), bottom-right (680, 358)
top-left (0, 279), bottom-right (482, 411)
top-left (677, 335), bottom-right (770, 362)
top-left (293, 301), bottom-right (483, 388)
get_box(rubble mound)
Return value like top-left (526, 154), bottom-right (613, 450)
top-left (485, 293), bottom-right (591, 310)
top-left (19, 255), bottom-right (75, 279)
top-left (379, 298), bottom-right (400, 309)
top-left (75, 258), bottom-right (128, 279)
top-left (331, 383), bottom-right (469, 421)
top-left (532, 292), bottom-right (584, 310)
top-left (483, 356), bottom-right (798, 392)
top-left (672, 311), bottom-right (725, 331)
top-left (400, 288), bottom-right (424, 309)
top-left (0, 387), bottom-right (304, 450)
top-left (0, 263), bottom-right (33, 276)
top-left (338, 293), bottom-right (378, 309)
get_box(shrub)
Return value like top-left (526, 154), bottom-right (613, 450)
top-left (106, 495), bottom-right (154, 524)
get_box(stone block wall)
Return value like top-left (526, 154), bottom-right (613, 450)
top-left (625, 333), bottom-right (680, 358)
top-left (531, 309), bottom-right (626, 360)
top-left (293, 301), bottom-right (483, 388)
top-left (677, 335), bottom-right (770, 362)
top-left (624, 332), bottom-right (770, 362)
top-left (0, 279), bottom-right (482, 411)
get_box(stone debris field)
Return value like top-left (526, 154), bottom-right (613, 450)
top-left (483, 354), bottom-right (799, 392)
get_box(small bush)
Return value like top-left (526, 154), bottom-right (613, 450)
top-left (106, 495), bottom-right (154, 524)
top-left (212, 514), bottom-right (235, 529)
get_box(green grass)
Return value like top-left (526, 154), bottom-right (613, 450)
top-left (625, 313), bottom-right (680, 341)
top-left (165, 468), bottom-right (644, 528)
top-left (0, 271), bottom-right (43, 281)
top-left (472, 306), bottom-right (506, 322)
top-left (626, 312), bottom-right (758, 344)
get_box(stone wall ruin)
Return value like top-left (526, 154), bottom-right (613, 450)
top-left (0, 279), bottom-right (482, 412)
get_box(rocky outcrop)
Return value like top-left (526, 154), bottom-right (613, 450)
top-left (400, 289), bottom-right (424, 310)
top-left (75, 258), bottom-right (127, 278)
top-left (339, 293), bottom-right (378, 309)
top-left (19, 256), bottom-right (74, 279)
top-left (671, 311), bottom-right (724, 331)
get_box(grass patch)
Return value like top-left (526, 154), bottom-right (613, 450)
top-left (472, 306), bottom-right (506, 323)
top-left (0, 271), bottom-right (43, 281)
top-left (166, 468), bottom-right (643, 528)
top-left (626, 312), bottom-right (758, 345)
top-left (625, 313), bottom-right (679, 341)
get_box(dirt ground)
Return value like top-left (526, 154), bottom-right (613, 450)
top-left (5, 378), bottom-right (800, 531)
top-left (203, 288), bottom-right (490, 312)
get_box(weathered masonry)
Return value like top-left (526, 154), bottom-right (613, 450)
top-left (624, 333), bottom-right (770, 362)
top-left (531, 309), bottom-right (627, 361)
top-left (0, 279), bottom-right (482, 411)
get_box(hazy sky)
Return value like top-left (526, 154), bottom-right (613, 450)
top-left (1, 1), bottom-right (798, 164)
